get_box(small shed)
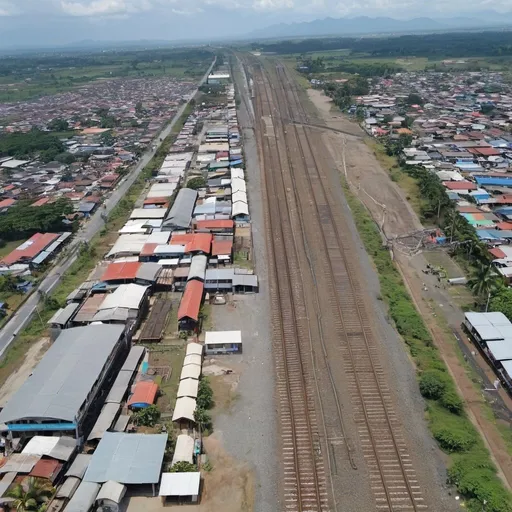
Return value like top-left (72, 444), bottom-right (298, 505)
top-left (95, 480), bottom-right (127, 508)
top-left (171, 435), bottom-right (195, 467)
top-left (127, 381), bottom-right (159, 409)
top-left (204, 331), bottom-right (242, 355)
top-left (159, 472), bottom-right (200, 503)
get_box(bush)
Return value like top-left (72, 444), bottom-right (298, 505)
top-left (440, 389), bottom-right (464, 415)
top-left (197, 377), bottom-right (214, 410)
top-left (419, 370), bottom-right (446, 400)
top-left (170, 461), bottom-right (196, 473)
top-left (133, 405), bottom-right (160, 427)
top-left (432, 425), bottom-right (477, 452)
top-left (187, 177), bottom-right (206, 190)
top-left (194, 407), bottom-right (212, 431)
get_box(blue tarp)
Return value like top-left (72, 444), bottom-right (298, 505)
top-left (475, 177), bottom-right (512, 187)
top-left (7, 422), bottom-right (77, 431)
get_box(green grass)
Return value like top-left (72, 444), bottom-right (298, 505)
top-left (342, 177), bottom-right (512, 511)
top-left (0, 240), bottom-right (21, 259)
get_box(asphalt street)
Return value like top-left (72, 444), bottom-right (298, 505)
top-left (0, 59), bottom-right (215, 356)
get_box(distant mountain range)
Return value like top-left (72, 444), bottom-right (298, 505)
top-left (249, 14), bottom-right (512, 39)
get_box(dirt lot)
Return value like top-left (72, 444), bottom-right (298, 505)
top-left (308, 88), bottom-right (512, 489)
top-left (123, 435), bottom-right (254, 512)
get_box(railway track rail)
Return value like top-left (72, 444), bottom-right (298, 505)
top-left (251, 53), bottom-right (428, 512)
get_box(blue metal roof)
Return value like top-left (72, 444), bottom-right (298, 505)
top-left (7, 422), bottom-right (76, 431)
top-left (475, 177), bottom-right (512, 187)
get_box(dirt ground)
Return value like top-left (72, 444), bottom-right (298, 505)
top-left (0, 337), bottom-right (49, 408)
top-left (307, 88), bottom-right (512, 490)
top-left (123, 435), bottom-right (254, 512)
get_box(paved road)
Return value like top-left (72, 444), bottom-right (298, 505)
top-left (0, 59), bottom-right (215, 356)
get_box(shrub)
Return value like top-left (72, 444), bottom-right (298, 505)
top-left (432, 425), bottom-right (476, 452)
top-left (194, 407), bottom-right (212, 431)
top-left (133, 405), bottom-right (160, 427)
top-left (197, 377), bottom-right (214, 410)
top-left (170, 461), bottom-right (196, 473)
top-left (419, 370), bottom-right (446, 400)
top-left (440, 389), bottom-right (464, 415)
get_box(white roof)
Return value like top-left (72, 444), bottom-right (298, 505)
top-left (232, 201), bottom-right (249, 217)
top-left (159, 472), bottom-right (200, 497)
top-left (106, 234), bottom-right (149, 258)
top-left (99, 284), bottom-right (148, 311)
top-left (180, 365), bottom-right (201, 381)
top-left (177, 378), bottom-right (199, 399)
top-left (96, 480), bottom-right (127, 504)
top-left (22, 436), bottom-right (59, 456)
top-left (183, 353), bottom-right (202, 367)
top-left (171, 435), bottom-right (194, 467)
top-left (487, 339), bottom-right (512, 362)
top-left (147, 231), bottom-right (170, 244)
top-left (1, 159), bottom-right (29, 169)
top-left (186, 343), bottom-right (203, 356)
top-left (230, 168), bottom-right (245, 180)
top-left (205, 331), bottom-right (242, 346)
top-left (155, 244), bottom-right (185, 255)
top-left (232, 190), bottom-right (247, 204)
top-left (172, 396), bottom-right (196, 422)
top-left (231, 177), bottom-right (246, 193)
top-left (502, 359), bottom-right (512, 379)
top-left (130, 208), bottom-right (166, 220)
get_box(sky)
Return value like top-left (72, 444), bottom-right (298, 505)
top-left (0, 0), bottom-right (510, 47)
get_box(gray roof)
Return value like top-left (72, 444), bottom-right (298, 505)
top-left (65, 454), bottom-right (92, 479)
top-left (112, 414), bottom-right (130, 433)
top-left (56, 476), bottom-right (81, 499)
top-left (233, 274), bottom-right (258, 287)
top-left (205, 268), bottom-right (235, 281)
top-left (163, 188), bottom-right (197, 230)
top-left (136, 262), bottom-right (161, 283)
top-left (84, 432), bottom-right (167, 484)
top-left (66, 481), bottom-right (100, 512)
top-left (0, 473), bottom-right (16, 498)
top-left (105, 369), bottom-right (134, 404)
top-left (188, 255), bottom-right (207, 282)
top-left (48, 302), bottom-right (80, 326)
top-left (0, 325), bottom-right (125, 424)
top-left (121, 346), bottom-right (145, 372)
top-left (87, 403), bottom-right (120, 441)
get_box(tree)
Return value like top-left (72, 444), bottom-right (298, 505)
top-left (467, 263), bottom-right (501, 301)
top-left (197, 377), bottom-right (214, 410)
top-left (480, 104), bottom-right (495, 115)
top-left (194, 407), bottom-right (212, 431)
top-left (132, 404), bottom-right (160, 427)
top-left (405, 93), bottom-right (424, 106)
top-left (7, 477), bottom-right (54, 511)
top-left (100, 131), bottom-right (115, 146)
top-left (47, 118), bottom-right (69, 132)
top-left (489, 288), bottom-right (512, 321)
top-left (55, 152), bottom-right (76, 165)
top-left (186, 177), bottom-right (206, 190)
top-left (170, 461), bottom-right (196, 473)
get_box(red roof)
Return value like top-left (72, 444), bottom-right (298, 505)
top-left (101, 261), bottom-right (141, 281)
top-left (101, 173), bottom-right (120, 183)
top-left (30, 458), bottom-right (62, 480)
top-left (211, 239), bottom-right (233, 256)
top-left (457, 205), bottom-right (482, 213)
top-left (31, 197), bottom-right (50, 207)
top-left (0, 198), bottom-right (16, 208)
top-left (496, 222), bottom-right (512, 230)
top-left (178, 280), bottom-right (204, 322)
top-left (170, 233), bottom-right (212, 254)
top-left (195, 220), bottom-right (234, 230)
top-left (127, 381), bottom-right (159, 408)
top-left (1, 232), bottom-right (60, 265)
top-left (143, 197), bottom-right (169, 206)
top-left (489, 247), bottom-right (506, 259)
top-left (443, 181), bottom-right (477, 191)
top-left (140, 243), bottom-right (158, 257)
top-left (474, 147), bottom-right (501, 157)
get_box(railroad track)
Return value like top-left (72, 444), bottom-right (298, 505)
top-left (253, 62), bottom-right (330, 512)
top-left (270, 62), bottom-right (427, 511)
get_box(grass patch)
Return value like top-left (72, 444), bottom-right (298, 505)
top-left (365, 138), bottom-right (424, 217)
top-left (151, 344), bottom-right (185, 414)
top-left (342, 176), bottom-right (512, 511)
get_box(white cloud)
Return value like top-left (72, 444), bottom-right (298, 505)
top-left (60, 0), bottom-right (152, 16)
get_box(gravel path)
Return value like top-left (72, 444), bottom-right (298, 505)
top-left (205, 59), bottom-right (278, 512)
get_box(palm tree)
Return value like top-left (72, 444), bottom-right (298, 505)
top-left (467, 263), bottom-right (501, 304)
top-left (6, 477), bottom-right (54, 512)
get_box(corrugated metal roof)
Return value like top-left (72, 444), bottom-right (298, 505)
top-left (66, 481), bottom-right (100, 512)
top-left (127, 381), bottom-right (158, 408)
top-left (101, 262), bottom-right (141, 281)
top-left (30, 458), bottom-right (62, 480)
top-left (112, 414), bottom-right (130, 433)
top-left (88, 403), bottom-right (120, 441)
top-left (0, 472), bottom-right (16, 497)
top-left (96, 480), bottom-right (126, 504)
top-left (73, 293), bottom-right (107, 323)
top-left (0, 325), bottom-right (124, 424)
top-left (121, 346), bottom-right (145, 372)
top-left (0, 453), bottom-right (41, 474)
top-left (163, 188), bottom-right (198, 230)
top-left (187, 255), bottom-right (207, 282)
top-left (180, 365), bottom-right (201, 381)
top-left (177, 281), bottom-right (204, 322)
top-left (65, 454), bottom-right (92, 479)
top-left (233, 274), bottom-right (258, 287)
top-left (48, 302), bottom-right (80, 326)
top-left (105, 369), bottom-right (134, 404)
top-left (186, 343), bottom-right (203, 356)
top-left (56, 476), bottom-right (80, 499)
top-left (98, 284), bottom-right (148, 311)
top-left (22, 435), bottom-right (75, 461)
top-left (84, 432), bottom-right (167, 484)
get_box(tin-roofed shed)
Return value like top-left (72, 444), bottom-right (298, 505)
top-left (162, 188), bottom-right (198, 232)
